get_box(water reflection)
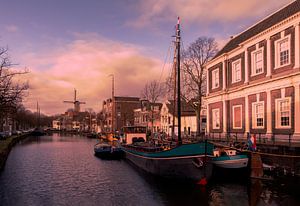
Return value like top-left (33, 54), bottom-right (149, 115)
top-left (0, 134), bottom-right (299, 206)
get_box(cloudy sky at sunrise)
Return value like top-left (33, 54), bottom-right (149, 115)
top-left (0, 0), bottom-right (292, 115)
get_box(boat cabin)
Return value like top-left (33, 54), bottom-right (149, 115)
top-left (121, 126), bottom-right (147, 144)
top-left (213, 149), bottom-right (237, 157)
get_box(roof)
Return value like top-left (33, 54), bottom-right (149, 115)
top-left (141, 101), bottom-right (163, 111)
top-left (114, 96), bottom-right (140, 102)
top-left (214, 0), bottom-right (300, 59)
top-left (165, 100), bottom-right (195, 117)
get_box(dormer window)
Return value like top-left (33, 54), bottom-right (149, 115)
top-left (251, 49), bottom-right (264, 76)
top-left (212, 68), bottom-right (219, 89)
top-left (275, 35), bottom-right (291, 68)
top-left (232, 59), bottom-right (241, 83)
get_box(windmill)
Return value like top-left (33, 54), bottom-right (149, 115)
top-left (63, 89), bottom-right (86, 113)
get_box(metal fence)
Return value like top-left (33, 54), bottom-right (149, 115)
top-left (205, 132), bottom-right (300, 148)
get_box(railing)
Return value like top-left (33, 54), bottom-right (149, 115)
top-left (204, 132), bottom-right (300, 148)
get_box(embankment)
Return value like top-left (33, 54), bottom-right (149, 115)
top-left (0, 134), bottom-right (28, 171)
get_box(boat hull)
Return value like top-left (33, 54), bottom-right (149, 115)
top-left (94, 143), bottom-right (124, 159)
top-left (123, 143), bottom-right (214, 182)
top-left (213, 155), bottom-right (248, 169)
top-left (94, 150), bottom-right (124, 159)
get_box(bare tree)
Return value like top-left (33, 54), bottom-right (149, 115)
top-left (141, 80), bottom-right (165, 133)
top-left (0, 46), bottom-right (28, 131)
top-left (181, 37), bottom-right (218, 136)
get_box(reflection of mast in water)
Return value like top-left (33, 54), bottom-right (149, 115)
top-left (248, 179), bottom-right (263, 206)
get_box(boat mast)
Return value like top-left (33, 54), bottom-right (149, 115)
top-left (109, 74), bottom-right (115, 136)
top-left (171, 45), bottom-right (177, 141)
top-left (176, 17), bottom-right (182, 145)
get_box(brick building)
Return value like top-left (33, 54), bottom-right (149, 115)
top-left (101, 96), bottom-right (140, 134)
top-left (205, 1), bottom-right (300, 141)
top-left (133, 100), bottom-right (162, 133)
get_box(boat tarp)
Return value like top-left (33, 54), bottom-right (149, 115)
top-left (124, 142), bottom-right (214, 158)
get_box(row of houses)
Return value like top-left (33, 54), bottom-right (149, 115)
top-left (98, 97), bottom-right (206, 137)
top-left (52, 109), bottom-right (99, 132)
top-left (53, 1), bottom-right (300, 143)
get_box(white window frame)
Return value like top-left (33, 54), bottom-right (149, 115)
top-left (232, 105), bottom-right (242, 129)
top-left (212, 68), bottom-right (220, 89)
top-left (232, 59), bottom-right (241, 83)
top-left (251, 48), bottom-right (264, 76)
top-left (252, 102), bottom-right (264, 129)
top-left (212, 108), bottom-right (220, 129)
top-left (275, 35), bottom-right (291, 69)
top-left (275, 97), bottom-right (291, 129)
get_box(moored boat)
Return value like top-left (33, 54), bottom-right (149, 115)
top-left (94, 141), bottom-right (124, 159)
top-left (122, 141), bottom-right (214, 182)
top-left (122, 18), bottom-right (214, 183)
top-left (213, 149), bottom-right (249, 169)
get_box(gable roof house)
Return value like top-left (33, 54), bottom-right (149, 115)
top-left (205, 1), bottom-right (300, 141)
top-left (160, 100), bottom-right (206, 137)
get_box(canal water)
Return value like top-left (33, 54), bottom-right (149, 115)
top-left (0, 134), bottom-right (299, 206)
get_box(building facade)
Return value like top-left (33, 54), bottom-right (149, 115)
top-left (133, 100), bottom-right (162, 133)
top-left (160, 100), bottom-right (203, 137)
top-left (101, 96), bottom-right (140, 134)
top-left (205, 1), bottom-right (300, 141)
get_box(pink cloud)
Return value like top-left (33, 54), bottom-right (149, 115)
top-left (5, 24), bottom-right (19, 33)
top-left (20, 34), bottom-right (167, 115)
top-left (127, 0), bottom-right (292, 28)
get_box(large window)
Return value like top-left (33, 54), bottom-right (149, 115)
top-left (212, 68), bottom-right (219, 89)
top-left (275, 98), bottom-right (291, 128)
top-left (232, 59), bottom-right (241, 83)
top-left (251, 49), bottom-right (263, 76)
top-left (252, 102), bottom-right (264, 128)
top-left (275, 36), bottom-right (290, 68)
top-left (233, 105), bottom-right (242, 129)
top-left (212, 109), bottom-right (220, 129)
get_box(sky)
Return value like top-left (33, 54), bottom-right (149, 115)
top-left (0, 0), bottom-right (292, 115)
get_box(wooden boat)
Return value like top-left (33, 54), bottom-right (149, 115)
top-left (94, 141), bottom-right (124, 159)
top-left (213, 149), bottom-right (248, 169)
top-left (31, 128), bottom-right (46, 136)
top-left (122, 18), bottom-right (214, 183)
top-left (122, 141), bottom-right (214, 182)
top-left (87, 133), bottom-right (98, 138)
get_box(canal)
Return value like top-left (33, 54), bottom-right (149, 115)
top-left (0, 133), bottom-right (299, 206)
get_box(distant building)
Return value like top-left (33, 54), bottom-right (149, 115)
top-left (205, 1), bottom-right (300, 140)
top-left (133, 100), bottom-right (162, 133)
top-left (52, 109), bottom-right (96, 132)
top-left (160, 100), bottom-right (205, 137)
top-left (52, 120), bottom-right (61, 130)
top-left (101, 96), bottom-right (140, 134)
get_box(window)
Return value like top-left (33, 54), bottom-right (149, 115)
top-left (251, 49), bottom-right (263, 75)
top-left (232, 59), bottom-right (241, 83)
top-left (212, 109), bottom-right (220, 129)
top-left (252, 102), bottom-right (264, 128)
top-left (275, 36), bottom-right (290, 68)
top-left (233, 105), bottom-right (242, 129)
top-left (275, 98), bottom-right (291, 128)
top-left (212, 68), bottom-right (219, 89)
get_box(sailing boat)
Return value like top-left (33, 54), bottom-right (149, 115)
top-left (122, 18), bottom-right (214, 183)
top-left (31, 101), bottom-right (46, 136)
